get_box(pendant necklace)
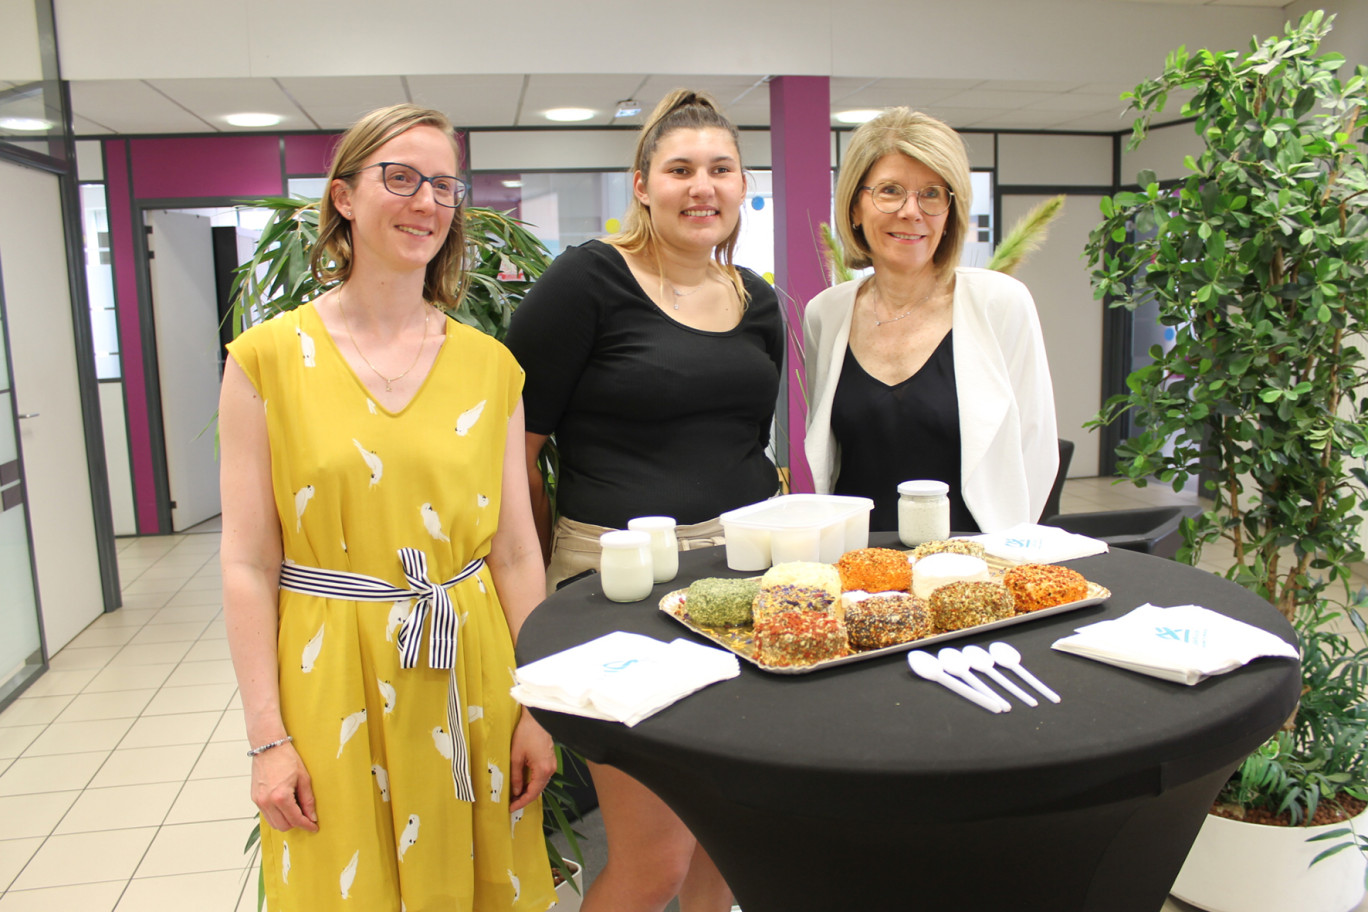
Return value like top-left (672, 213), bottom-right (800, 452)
top-left (871, 279), bottom-right (937, 327)
top-left (339, 294), bottom-right (430, 392)
top-left (667, 279), bottom-right (704, 310)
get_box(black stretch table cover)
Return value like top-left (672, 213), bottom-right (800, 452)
top-left (518, 539), bottom-right (1300, 912)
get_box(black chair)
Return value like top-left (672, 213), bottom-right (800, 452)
top-left (1039, 438), bottom-right (1074, 523)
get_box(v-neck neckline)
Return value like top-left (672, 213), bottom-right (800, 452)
top-left (304, 302), bottom-right (448, 417)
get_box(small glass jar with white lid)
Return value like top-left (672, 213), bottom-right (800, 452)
top-left (626, 516), bottom-right (679, 583)
top-left (599, 530), bottom-right (655, 602)
top-left (897, 480), bottom-right (951, 548)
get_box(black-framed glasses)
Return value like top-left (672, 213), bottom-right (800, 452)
top-left (350, 162), bottom-right (467, 208)
top-left (860, 181), bottom-right (954, 216)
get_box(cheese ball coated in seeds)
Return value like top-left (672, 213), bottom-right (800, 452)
top-left (685, 577), bottom-right (760, 627)
top-left (752, 610), bottom-right (847, 667)
top-left (844, 592), bottom-right (933, 650)
top-left (929, 581), bottom-right (1015, 631)
top-left (1003, 564), bottom-right (1089, 613)
top-left (911, 539), bottom-right (987, 561)
top-left (835, 548), bottom-right (912, 593)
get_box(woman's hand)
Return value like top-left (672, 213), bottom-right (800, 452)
top-left (508, 711), bottom-right (556, 813)
top-left (251, 743), bottom-right (319, 832)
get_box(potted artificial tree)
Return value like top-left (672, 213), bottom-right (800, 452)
top-left (231, 196), bottom-right (586, 907)
top-left (1085, 12), bottom-right (1368, 911)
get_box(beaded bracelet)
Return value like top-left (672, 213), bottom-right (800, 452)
top-left (247, 735), bottom-right (293, 758)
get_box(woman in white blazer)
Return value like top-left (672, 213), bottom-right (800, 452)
top-left (803, 108), bottom-right (1057, 533)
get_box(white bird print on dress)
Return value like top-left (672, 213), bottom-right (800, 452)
top-left (467, 704), bottom-right (483, 723)
top-left (508, 869), bottom-right (520, 903)
top-left (510, 807), bottom-right (524, 838)
top-left (294, 485), bottom-right (315, 532)
top-left (353, 439), bottom-right (383, 487)
top-left (454, 400), bottom-right (486, 436)
top-left (367, 399), bottom-right (377, 415)
top-left (488, 761), bottom-right (504, 803)
top-left (420, 503), bottom-right (450, 542)
top-left (371, 764), bottom-right (389, 802)
top-left (296, 327), bottom-right (316, 367)
top-left (385, 600), bottom-right (407, 643)
top-left (301, 623), bottom-right (325, 673)
top-left (431, 725), bottom-right (453, 760)
top-left (377, 678), bottom-right (396, 715)
top-left (337, 708), bottom-right (367, 758)
top-left (476, 577), bottom-right (486, 594)
top-left (339, 850), bottom-right (359, 899)
top-left (477, 493), bottom-right (489, 508)
top-left (398, 814), bottom-right (420, 861)
top-left (282, 840), bottom-right (290, 884)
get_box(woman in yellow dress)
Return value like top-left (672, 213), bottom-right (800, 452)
top-left (220, 104), bottom-right (556, 911)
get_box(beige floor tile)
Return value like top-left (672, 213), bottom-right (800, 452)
top-left (89, 608), bottom-right (158, 630)
top-left (17, 668), bottom-right (99, 698)
top-left (163, 589), bottom-right (223, 610)
top-left (143, 684), bottom-right (236, 717)
top-left (226, 692), bottom-right (242, 711)
top-left (23, 718), bottom-right (134, 757)
top-left (148, 605), bottom-right (220, 626)
top-left (0, 697), bottom-right (72, 728)
top-left (0, 751), bottom-right (108, 796)
top-left (197, 620), bottom-right (228, 641)
top-left (107, 643), bottom-right (192, 668)
top-left (0, 880), bottom-right (125, 912)
top-left (120, 579), bottom-right (183, 597)
top-left (116, 592), bottom-right (174, 612)
top-left (117, 869), bottom-right (245, 912)
top-left (181, 574), bottom-right (222, 592)
top-left (183, 640), bottom-right (232, 663)
top-left (140, 560), bottom-right (211, 579)
top-left (89, 745), bottom-right (202, 789)
top-left (65, 626), bottom-right (139, 650)
top-left (164, 661), bottom-right (237, 689)
top-left (136, 820), bottom-right (255, 877)
top-left (11, 827), bottom-right (157, 890)
top-left (189, 743), bottom-right (248, 781)
top-left (0, 838), bottom-right (43, 893)
top-left (210, 710), bottom-right (244, 744)
top-left (0, 727), bottom-right (44, 761)
top-left (84, 665), bottom-right (176, 694)
top-left (46, 646), bottom-right (120, 672)
top-left (165, 775), bottom-right (256, 825)
top-left (55, 690), bottom-right (156, 723)
top-left (0, 791), bottom-right (79, 839)
top-left (127, 623), bottom-right (211, 647)
top-left (54, 781), bottom-right (181, 834)
top-left (120, 712), bottom-right (221, 750)
top-left (233, 876), bottom-right (259, 912)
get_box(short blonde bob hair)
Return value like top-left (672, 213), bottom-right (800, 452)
top-left (835, 108), bottom-right (971, 283)
top-left (607, 89), bottom-right (749, 306)
top-left (312, 104), bottom-right (468, 310)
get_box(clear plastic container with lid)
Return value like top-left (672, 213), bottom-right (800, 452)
top-left (897, 480), bottom-right (951, 547)
top-left (599, 530), bottom-right (654, 602)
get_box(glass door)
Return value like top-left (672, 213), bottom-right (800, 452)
top-left (0, 270), bottom-right (46, 709)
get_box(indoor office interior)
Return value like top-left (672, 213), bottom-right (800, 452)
top-left (2, 0), bottom-right (1367, 909)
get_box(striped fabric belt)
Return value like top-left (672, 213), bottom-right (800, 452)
top-left (278, 547), bottom-right (483, 802)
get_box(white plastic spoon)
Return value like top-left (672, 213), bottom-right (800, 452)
top-left (907, 651), bottom-right (1003, 713)
top-left (988, 642), bottom-right (1061, 704)
top-left (963, 644), bottom-right (1038, 707)
top-left (937, 647), bottom-right (1011, 712)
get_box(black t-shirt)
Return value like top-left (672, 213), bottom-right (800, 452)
top-left (831, 334), bottom-right (978, 534)
top-left (506, 240), bottom-right (783, 528)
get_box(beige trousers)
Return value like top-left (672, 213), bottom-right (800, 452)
top-left (545, 515), bottom-right (726, 595)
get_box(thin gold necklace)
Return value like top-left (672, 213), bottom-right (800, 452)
top-left (871, 278), bottom-right (937, 326)
top-left (338, 294), bottom-right (430, 392)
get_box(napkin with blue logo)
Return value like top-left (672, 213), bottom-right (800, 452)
top-left (968, 522), bottom-right (1109, 563)
top-left (512, 631), bottom-right (740, 725)
top-left (1050, 603), bottom-right (1298, 684)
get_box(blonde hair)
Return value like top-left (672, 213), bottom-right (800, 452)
top-left (607, 89), bottom-right (749, 305)
top-left (835, 108), bottom-right (971, 283)
top-left (312, 104), bottom-right (468, 310)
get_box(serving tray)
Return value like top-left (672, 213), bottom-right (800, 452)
top-left (659, 579), bottom-right (1110, 675)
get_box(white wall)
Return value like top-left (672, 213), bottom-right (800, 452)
top-left (98, 382), bottom-right (136, 536)
top-left (998, 134), bottom-right (1112, 187)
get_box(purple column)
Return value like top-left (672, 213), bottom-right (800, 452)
top-left (769, 76), bottom-right (830, 494)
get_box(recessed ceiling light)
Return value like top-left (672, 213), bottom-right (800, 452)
top-left (544, 107), bottom-right (596, 123)
top-left (225, 112), bottom-right (284, 128)
top-left (0, 116), bottom-right (53, 132)
top-left (835, 109), bottom-right (883, 124)
top-left (501, 179), bottom-right (523, 188)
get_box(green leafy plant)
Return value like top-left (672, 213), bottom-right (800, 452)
top-left (1084, 7), bottom-right (1368, 867)
top-left (229, 195), bottom-right (583, 900)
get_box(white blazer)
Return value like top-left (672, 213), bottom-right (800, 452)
top-left (802, 268), bottom-right (1059, 532)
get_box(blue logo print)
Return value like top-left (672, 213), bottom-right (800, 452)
top-left (602, 659), bottom-right (639, 673)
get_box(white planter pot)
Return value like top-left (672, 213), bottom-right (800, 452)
top-left (552, 859), bottom-right (584, 911)
top-left (1171, 808), bottom-right (1368, 912)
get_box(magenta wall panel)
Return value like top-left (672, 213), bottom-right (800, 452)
top-left (129, 135), bottom-right (283, 199)
top-left (103, 140), bottom-right (160, 533)
top-left (769, 75), bottom-right (831, 494)
top-left (284, 133), bottom-right (340, 176)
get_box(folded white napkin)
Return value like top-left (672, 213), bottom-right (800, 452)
top-left (969, 522), bottom-right (1109, 563)
top-left (1051, 603), bottom-right (1298, 685)
top-left (511, 631), bottom-right (740, 726)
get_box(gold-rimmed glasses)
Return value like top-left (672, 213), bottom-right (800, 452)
top-left (860, 181), bottom-right (954, 216)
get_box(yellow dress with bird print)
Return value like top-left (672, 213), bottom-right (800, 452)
top-left (227, 303), bottom-right (554, 912)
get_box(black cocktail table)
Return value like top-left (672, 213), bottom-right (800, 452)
top-left (517, 539), bottom-right (1300, 911)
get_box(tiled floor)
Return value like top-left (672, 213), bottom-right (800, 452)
top-left (0, 478), bottom-right (1364, 911)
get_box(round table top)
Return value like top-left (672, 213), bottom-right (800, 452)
top-left (517, 538), bottom-right (1301, 822)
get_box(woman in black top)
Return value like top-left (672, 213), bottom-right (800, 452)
top-left (506, 90), bottom-right (780, 912)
